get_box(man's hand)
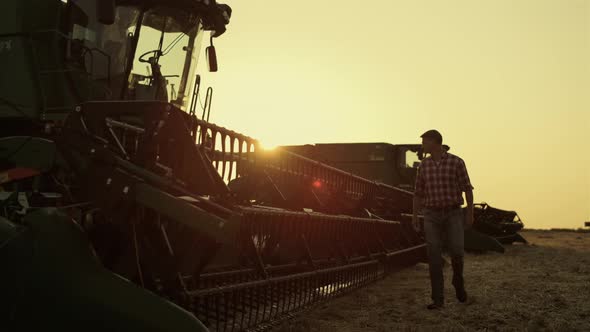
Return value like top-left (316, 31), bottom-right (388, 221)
top-left (412, 214), bottom-right (421, 232)
top-left (465, 207), bottom-right (474, 229)
top-left (412, 195), bottom-right (422, 232)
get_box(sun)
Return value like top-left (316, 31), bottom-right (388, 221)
top-left (259, 141), bottom-right (279, 151)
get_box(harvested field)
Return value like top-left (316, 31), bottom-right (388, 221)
top-left (273, 230), bottom-right (590, 332)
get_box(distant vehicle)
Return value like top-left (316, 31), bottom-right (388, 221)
top-left (283, 143), bottom-right (527, 252)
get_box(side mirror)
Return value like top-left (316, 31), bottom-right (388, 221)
top-left (206, 45), bottom-right (218, 72)
top-left (206, 36), bottom-right (218, 72)
top-left (68, 2), bottom-right (89, 28)
top-left (417, 148), bottom-right (424, 160)
top-left (97, 0), bottom-right (116, 25)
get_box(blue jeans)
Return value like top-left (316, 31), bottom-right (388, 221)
top-left (423, 207), bottom-right (465, 304)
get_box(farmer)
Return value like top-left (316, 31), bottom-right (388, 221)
top-left (412, 129), bottom-right (474, 309)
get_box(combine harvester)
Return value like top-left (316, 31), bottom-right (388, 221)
top-left (283, 143), bottom-right (527, 253)
top-left (1, 1), bottom-right (426, 330)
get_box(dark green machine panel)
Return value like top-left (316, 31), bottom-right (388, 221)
top-left (0, 209), bottom-right (208, 331)
top-left (283, 143), bottom-right (419, 187)
top-left (0, 0), bottom-right (82, 121)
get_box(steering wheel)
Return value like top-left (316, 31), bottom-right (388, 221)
top-left (138, 49), bottom-right (163, 63)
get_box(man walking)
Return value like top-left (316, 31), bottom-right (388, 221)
top-left (412, 129), bottom-right (474, 310)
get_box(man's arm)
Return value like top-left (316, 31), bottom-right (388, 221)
top-left (413, 166), bottom-right (425, 230)
top-left (465, 189), bottom-right (474, 208)
top-left (413, 194), bottom-right (423, 218)
top-left (457, 158), bottom-right (474, 227)
top-left (464, 189), bottom-right (474, 228)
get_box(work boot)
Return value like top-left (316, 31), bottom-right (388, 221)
top-left (427, 301), bottom-right (444, 310)
top-left (455, 288), bottom-right (468, 303)
top-left (451, 256), bottom-right (467, 303)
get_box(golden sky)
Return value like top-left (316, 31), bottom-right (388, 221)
top-left (187, 0), bottom-right (589, 229)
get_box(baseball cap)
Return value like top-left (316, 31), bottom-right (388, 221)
top-left (420, 129), bottom-right (443, 144)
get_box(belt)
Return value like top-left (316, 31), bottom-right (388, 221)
top-left (424, 204), bottom-right (462, 212)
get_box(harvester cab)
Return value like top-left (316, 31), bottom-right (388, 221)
top-left (0, 0), bottom-right (229, 124)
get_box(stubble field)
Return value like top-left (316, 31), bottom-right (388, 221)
top-left (273, 230), bottom-right (590, 332)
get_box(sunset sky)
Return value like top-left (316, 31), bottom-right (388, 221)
top-left (183, 0), bottom-right (589, 229)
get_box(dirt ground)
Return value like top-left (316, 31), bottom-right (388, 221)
top-left (273, 230), bottom-right (590, 332)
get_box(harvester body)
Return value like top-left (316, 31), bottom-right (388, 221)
top-left (1, 1), bottom-right (428, 331)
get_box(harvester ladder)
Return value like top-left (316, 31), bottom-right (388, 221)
top-left (29, 29), bottom-right (91, 120)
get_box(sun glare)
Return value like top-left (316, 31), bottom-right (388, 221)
top-left (260, 142), bottom-right (278, 151)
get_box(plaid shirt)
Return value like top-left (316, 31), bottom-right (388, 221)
top-left (414, 152), bottom-right (473, 208)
